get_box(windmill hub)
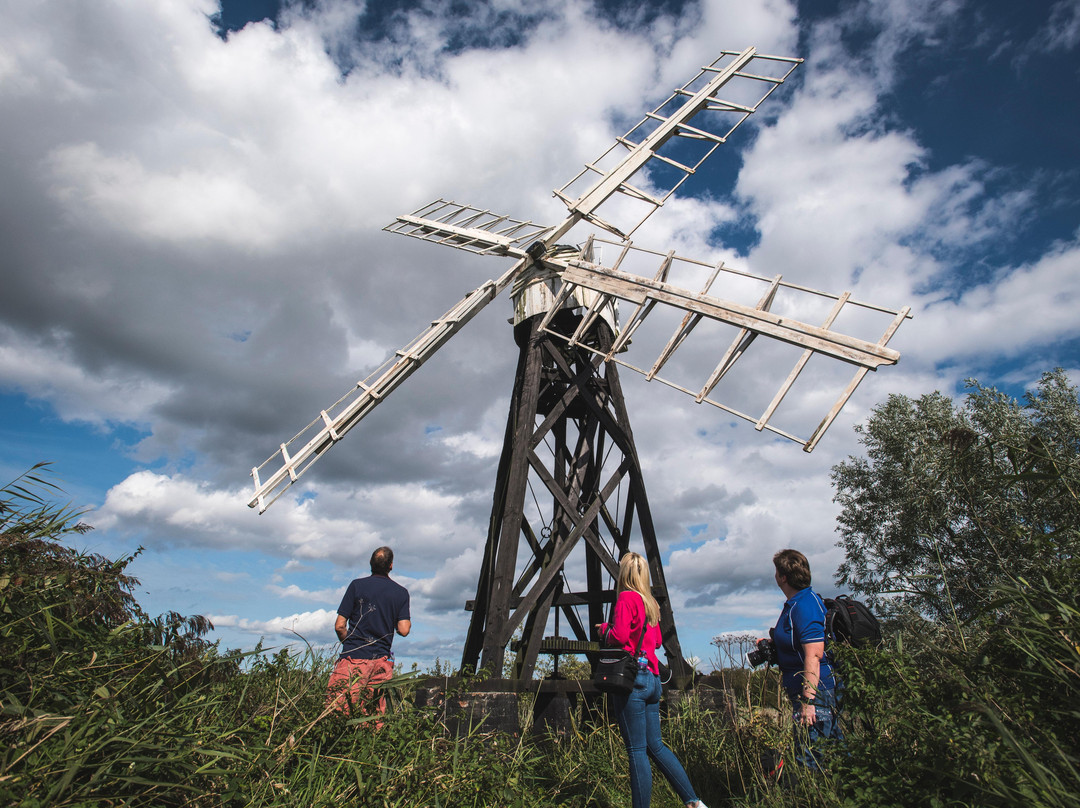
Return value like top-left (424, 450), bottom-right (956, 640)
top-left (525, 240), bottom-right (547, 261)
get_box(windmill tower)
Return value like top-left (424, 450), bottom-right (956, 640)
top-left (249, 49), bottom-right (911, 683)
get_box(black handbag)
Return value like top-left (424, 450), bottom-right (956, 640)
top-left (593, 610), bottom-right (646, 694)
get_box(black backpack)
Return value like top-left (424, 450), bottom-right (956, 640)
top-left (823, 594), bottom-right (882, 648)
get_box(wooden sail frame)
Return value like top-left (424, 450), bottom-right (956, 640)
top-left (532, 238), bottom-right (911, 451)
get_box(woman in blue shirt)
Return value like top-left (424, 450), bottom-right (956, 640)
top-left (771, 548), bottom-right (841, 769)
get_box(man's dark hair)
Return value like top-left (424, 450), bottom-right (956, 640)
top-left (370, 546), bottom-right (394, 576)
top-left (773, 548), bottom-right (812, 590)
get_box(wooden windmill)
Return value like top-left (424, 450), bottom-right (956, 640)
top-left (249, 49), bottom-right (910, 683)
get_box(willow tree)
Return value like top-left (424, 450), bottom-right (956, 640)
top-left (831, 368), bottom-right (1080, 621)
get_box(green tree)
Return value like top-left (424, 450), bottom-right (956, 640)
top-left (831, 368), bottom-right (1080, 621)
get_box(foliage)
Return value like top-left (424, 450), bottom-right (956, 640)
top-left (975, 575), bottom-right (1080, 807)
top-left (0, 464), bottom-right (242, 806)
top-left (824, 372), bottom-right (1080, 808)
top-left (0, 463), bottom-right (137, 632)
top-left (826, 568), bottom-right (1080, 808)
top-left (831, 368), bottom-right (1080, 621)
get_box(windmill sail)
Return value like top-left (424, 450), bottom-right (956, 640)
top-left (248, 260), bottom-right (522, 512)
top-left (385, 200), bottom-right (551, 257)
top-left (529, 238), bottom-right (911, 451)
top-left (553, 47), bottom-right (802, 241)
top-left (251, 203), bottom-right (549, 512)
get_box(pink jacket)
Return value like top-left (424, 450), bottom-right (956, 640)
top-left (599, 590), bottom-right (663, 674)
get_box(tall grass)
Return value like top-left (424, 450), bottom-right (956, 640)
top-left (0, 466), bottom-right (761, 806)
top-left (3, 462), bottom-right (1077, 806)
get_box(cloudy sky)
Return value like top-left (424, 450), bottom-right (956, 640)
top-left (2, 0), bottom-right (1078, 671)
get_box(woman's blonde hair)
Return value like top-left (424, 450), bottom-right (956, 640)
top-left (617, 552), bottom-right (660, 625)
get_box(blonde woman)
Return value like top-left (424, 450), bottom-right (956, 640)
top-left (598, 552), bottom-right (707, 808)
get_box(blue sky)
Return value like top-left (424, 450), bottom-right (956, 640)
top-left (2, 0), bottom-right (1078, 671)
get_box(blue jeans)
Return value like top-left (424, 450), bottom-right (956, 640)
top-left (789, 685), bottom-right (843, 770)
top-left (610, 668), bottom-right (699, 808)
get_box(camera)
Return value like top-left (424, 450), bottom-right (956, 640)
top-left (746, 636), bottom-right (777, 668)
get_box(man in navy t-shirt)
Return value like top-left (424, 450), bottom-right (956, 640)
top-left (325, 546), bottom-right (411, 718)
